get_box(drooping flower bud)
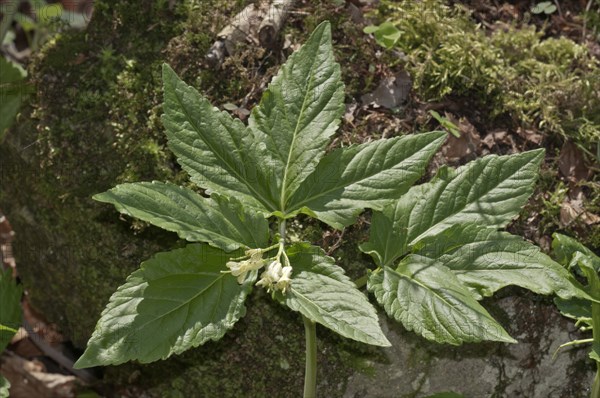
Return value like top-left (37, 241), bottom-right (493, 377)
top-left (256, 260), bottom-right (283, 292)
top-left (275, 265), bottom-right (293, 293)
top-left (257, 260), bottom-right (293, 293)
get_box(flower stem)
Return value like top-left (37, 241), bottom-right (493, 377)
top-left (303, 315), bottom-right (317, 398)
top-left (591, 299), bottom-right (600, 398)
top-left (277, 218), bottom-right (317, 397)
top-left (590, 273), bottom-right (600, 398)
top-left (354, 274), bottom-right (368, 289)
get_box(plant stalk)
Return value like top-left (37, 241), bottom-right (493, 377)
top-left (278, 218), bottom-right (317, 397)
top-left (302, 315), bottom-right (317, 398)
top-left (592, 299), bottom-right (600, 398)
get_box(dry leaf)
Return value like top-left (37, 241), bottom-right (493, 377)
top-left (559, 141), bottom-right (589, 183)
top-left (516, 127), bottom-right (543, 145)
top-left (442, 116), bottom-right (480, 161)
top-left (361, 71), bottom-right (412, 109)
top-left (560, 199), bottom-right (600, 226)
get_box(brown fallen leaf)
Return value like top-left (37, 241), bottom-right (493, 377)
top-left (559, 141), bottom-right (590, 183)
top-left (516, 127), bottom-right (543, 145)
top-left (441, 115), bottom-right (480, 161)
top-left (560, 198), bottom-right (600, 226)
top-left (361, 71), bottom-right (412, 109)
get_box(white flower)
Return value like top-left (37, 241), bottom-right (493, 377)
top-left (275, 265), bottom-right (293, 293)
top-left (256, 260), bottom-right (283, 291)
top-left (245, 248), bottom-right (264, 263)
top-left (257, 261), bottom-right (292, 293)
top-left (226, 256), bottom-right (264, 284)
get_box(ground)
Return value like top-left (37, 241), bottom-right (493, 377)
top-left (1, 0), bottom-right (599, 396)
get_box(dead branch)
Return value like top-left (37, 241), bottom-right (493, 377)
top-left (205, 0), bottom-right (297, 67)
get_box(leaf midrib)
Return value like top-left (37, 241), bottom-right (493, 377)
top-left (289, 282), bottom-right (381, 342)
top-left (408, 158), bottom-right (534, 246)
top-left (170, 90), bottom-right (275, 212)
top-left (118, 272), bottom-right (228, 337)
top-left (279, 42), bottom-right (321, 212)
top-left (121, 186), bottom-right (253, 249)
top-left (387, 266), bottom-right (476, 321)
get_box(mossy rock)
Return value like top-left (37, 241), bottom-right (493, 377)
top-left (0, 0), bottom-right (366, 395)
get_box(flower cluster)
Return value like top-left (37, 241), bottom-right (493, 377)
top-left (256, 260), bottom-right (292, 293)
top-left (225, 246), bottom-right (293, 293)
top-left (225, 248), bottom-right (265, 283)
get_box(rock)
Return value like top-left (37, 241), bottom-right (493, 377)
top-left (0, 1), bottom-right (352, 396)
top-left (344, 293), bottom-right (594, 397)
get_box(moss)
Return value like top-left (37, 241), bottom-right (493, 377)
top-left (369, 0), bottom-right (600, 149)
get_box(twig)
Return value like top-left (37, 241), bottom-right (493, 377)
top-left (21, 318), bottom-right (98, 384)
top-left (582, 0), bottom-right (594, 42)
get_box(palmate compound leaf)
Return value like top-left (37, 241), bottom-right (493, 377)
top-left (368, 256), bottom-right (516, 345)
top-left (162, 22), bottom-right (346, 215)
top-left (280, 243), bottom-right (390, 347)
top-left (93, 181), bottom-right (269, 252)
top-left (249, 21), bottom-right (345, 212)
top-left (74, 244), bottom-right (254, 368)
top-left (284, 131), bottom-right (447, 228)
top-left (0, 269), bottom-right (22, 351)
top-left (412, 224), bottom-right (589, 301)
top-left (360, 149), bottom-right (545, 267)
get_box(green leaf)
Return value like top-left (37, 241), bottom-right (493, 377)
top-left (285, 131), bottom-right (446, 228)
top-left (590, 348), bottom-right (600, 363)
top-left (413, 224), bottom-right (587, 301)
top-left (531, 1), bottom-right (557, 14)
top-left (361, 149), bottom-right (544, 267)
top-left (364, 22), bottom-right (401, 49)
top-left (161, 64), bottom-right (274, 213)
top-left (368, 256), bottom-right (516, 345)
top-left (282, 243), bottom-right (390, 347)
top-left (37, 4), bottom-right (63, 22)
top-left (553, 233), bottom-right (600, 271)
top-left (0, 57), bottom-right (27, 142)
top-left (0, 375), bottom-right (9, 398)
top-left (93, 182), bottom-right (269, 251)
top-left (554, 297), bottom-right (591, 325)
top-left (429, 110), bottom-right (460, 138)
top-left (249, 21), bottom-right (345, 213)
top-left (0, 269), bottom-right (22, 351)
top-left (74, 244), bottom-right (254, 368)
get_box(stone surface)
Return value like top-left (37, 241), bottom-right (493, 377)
top-left (344, 293), bottom-right (593, 398)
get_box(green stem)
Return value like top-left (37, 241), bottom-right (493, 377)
top-left (277, 218), bottom-right (317, 397)
top-left (593, 370), bottom-right (600, 398)
top-left (592, 300), bottom-right (600, 398)
top-left (302, 315), bottom-right (317, 398)
top-left (279, 219), bottom-right (287, 242)
top-left (354, 274), bottom-right (368, 289)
